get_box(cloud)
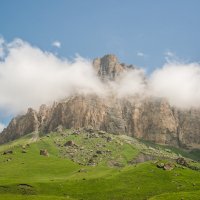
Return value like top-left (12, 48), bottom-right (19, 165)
top-left (52, 40), bottom-right (61, 48)
top-left (149, 62), bottom-right (200, 108)
top-left (0, 37), bottom-right (5, 58)
top-left (137, 52), bottom-right (145, 57)
top-left (0, 38), bottom-right (105, 115)
top-left (0, 122), bottom-right (5, 132)
top-left (110, 69), bottom-right (147, 98)
top-left (164, 50), bottom-right (180, 63)
top-left (0, 37), bottom-right (4, 45)
top-left (0, 37), bottom-right (200, 120)
top-left (164, 51), bottom-right (175, 57)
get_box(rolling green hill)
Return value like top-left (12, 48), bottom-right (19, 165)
top-left (0, 129), bottom-right (199, 200)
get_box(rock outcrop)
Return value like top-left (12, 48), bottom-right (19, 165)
top-left (1, 94), bottom-right (200, 149)
top-left (0, 108), bottom-right (39, 144)
top-left (93, 54), bottom-right (134, 81)
top-left (0, 55), bottom-right (200, 149)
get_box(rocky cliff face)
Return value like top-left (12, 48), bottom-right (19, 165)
top-left (0, 55), bottom-right (200, 149)
top-left (93, 54), bottom-right (134, 81)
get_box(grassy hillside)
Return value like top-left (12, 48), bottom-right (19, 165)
top-left (0, 129), bottom-right (199, 200)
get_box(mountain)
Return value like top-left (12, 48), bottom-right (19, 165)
top-left (0, 55), bottom-right (200, 150)
top-left (93, 54), bottom-right (134, 81)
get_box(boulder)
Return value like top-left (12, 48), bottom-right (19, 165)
top-left (88, 158), bottom-right (96, 166)
top-left (108, 160), bottom-right (124, 167)
top-left (3, 150), bottom-right (13, 155)
top-left (40, 149), bottom-right (49, 156)
top-left (64, 140), bottom-right (75, 147)
top-left (78, 168), bottom-right (87, 173)
top-left (80, 146), bottom-right (84, 150)
top-left (157, 163), bottom-right (165, 168)
top-left (72, 129), bottom-right (80, 135)
top-left (85, 126), bottom-right (94, 133)
top-left (96, 150), bottom-right (103, 154)
top-left (176, 157), bottom-right (188, 167)
top-left (157, 162), bottom-right (175, 171)
top-left (107, 137), bottom-right (112, 142)
top-left (55, 125), bottom-right (63, 132)
top-left (98, 130), bottom-right (106, 135)
top-left (163, 163), bottom-right (174, 171)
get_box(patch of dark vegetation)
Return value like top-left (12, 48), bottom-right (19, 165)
top-left (130, 153), bottom-right (157, 164)
top-left (0, 185), bottom-right (10, 193)
top-left (17, 184), bottom-right (36, 195)
top-left (0, 185), bottom-right (9, 189)
top-left (189, 165), bottom-right (200, 171)
top-left (190, 149), bottom-right (200, 161)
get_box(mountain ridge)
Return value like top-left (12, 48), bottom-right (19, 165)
top-left (0, 55), bottom-right (200, 150)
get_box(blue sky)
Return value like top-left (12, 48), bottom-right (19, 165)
top-left (1, 0), bottom-right (200, 69)
top-left (0, 0), bottom-right (200, 127)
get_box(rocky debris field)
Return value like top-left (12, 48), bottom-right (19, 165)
top-left (0, 128), bottom-right (199, 171)
top-left (39, 128), bottom-right (200, 170)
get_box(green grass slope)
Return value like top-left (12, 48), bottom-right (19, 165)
top-left (0, 129), bottom-right (199, 200)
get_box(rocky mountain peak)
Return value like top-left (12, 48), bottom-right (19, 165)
top-left (93, 54), bottom-right (132, 81)
top-left (0, 55), bottom-right (200, 150)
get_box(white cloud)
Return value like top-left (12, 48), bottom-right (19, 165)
top-left (0, 48), bottom-right (4, 59)
top-left (52, 40), bottom-right (61, 48)
top-left (149, 62), bottom-right (200, 108)
top-left (0, 39), bottom-right (147, 117)
top-left (164, 51), bottom-right (175, 57)
top-left (164, 50), bottom-right (180, 63)
top-left (0, 37), bottom-right (5, 58)
top-left (0, 122), bottom-right (5, 132)
top-left (0, 39), bottom-right (3, 44)
top-left (137, 52), bottom-right (145, 57)
top-left (0, 39), bottom-right (105, 114)
top-left (0, 38), bottom-right (200, 119)
top-left (110, 69), bottom-right (147, 98)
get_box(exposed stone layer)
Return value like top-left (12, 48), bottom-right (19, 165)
top-left (0, 55), bottom-right (200, 149)
top-left (1, 95), bottom-right (200, 149)
top-left (93, 54), bottom-right (134, 81)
